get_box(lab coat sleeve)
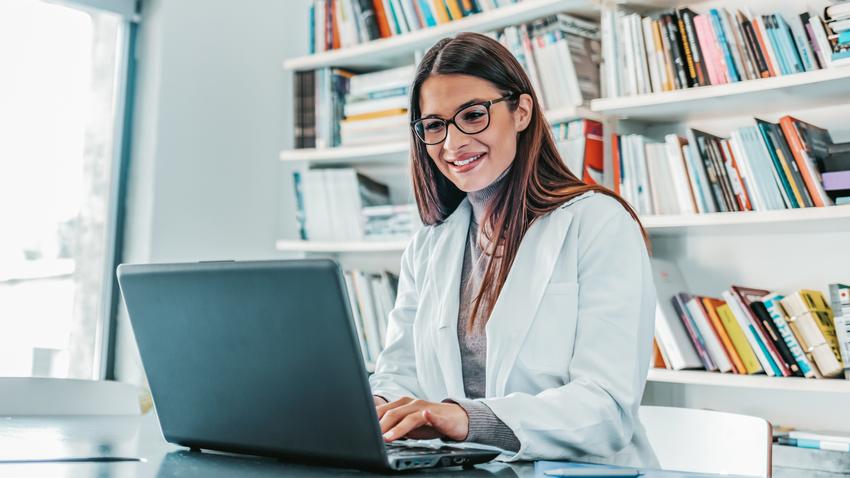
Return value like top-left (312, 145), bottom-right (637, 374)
top-left (368, 232), bottom-right (426, 403)
top-left (481, 204), bottom-right (655, 462)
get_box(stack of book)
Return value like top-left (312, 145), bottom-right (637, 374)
top-left (309, 0), bottom-right (523, 53)
top-left (496, 14), bottom-right (601, 111)
top-left (342, 269), bottom-right (399, 368)
top-left (652, 257), bottom-right (849, 380)
top-left (829, 283), bottom-right (850, 379)
top-left (341, 65), bottom-right (413, 147)
top-left (826, 2), bottom-right (850, 66)
top-left (362, 204), bottom-right (420, 240)
top-left (612, 116), bottom-right (840, 216)
top-left (600, 3), bottom-right (847, 97)
top-left (293, 168), bottom-right (391, 241)
top-left (294, 68), bottom-right (353, 148)
top-left (552, 119), bottom-right (603, 185)
top-left (824, 142), bottom-right (850, 205)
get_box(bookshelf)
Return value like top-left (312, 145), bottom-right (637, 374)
top-left (281, 0), bottom-right (850, 434)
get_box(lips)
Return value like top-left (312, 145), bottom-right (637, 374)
top-left (446, 152), bottom-right (486, 173)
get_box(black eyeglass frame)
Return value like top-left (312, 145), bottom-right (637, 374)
top-left (410, 93), bottom-right (518, 145)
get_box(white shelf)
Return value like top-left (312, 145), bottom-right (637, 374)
top-left (590, 66), bottom-right (850, 122)
top-left (275, 239), bottom-right (409, 253)
top-left (279, 141), bottom-right (409, 164)
top-left (648, 369), bottom-right (850, 394)
top-left (281, 106), bottom-right (597, 164)
top-left (283, 0), bottom-right (598, 71)
top-left (642, 205), bottom-right (850, 235)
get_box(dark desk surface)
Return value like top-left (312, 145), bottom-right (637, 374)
top-left (0, 414), bottom-right (838, 477)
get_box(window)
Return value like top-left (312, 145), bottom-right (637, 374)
top-left (0, 0), bottom-right (131, 379)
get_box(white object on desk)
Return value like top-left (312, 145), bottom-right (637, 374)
top-left (639, 406), bottom-right (771, 478)
top-left (0, 377), bottom-right (141, 416)
top-left (545, 468), bottom-right (642, 477)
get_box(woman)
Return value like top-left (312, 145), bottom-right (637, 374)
top-left (369, 32), bottom-right (658, 467)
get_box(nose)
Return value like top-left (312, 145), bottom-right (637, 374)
top-left (443, 122), bottom-right (468, 154)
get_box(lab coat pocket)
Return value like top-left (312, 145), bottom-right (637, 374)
top-left (519, 281), bottom-right (579, 376)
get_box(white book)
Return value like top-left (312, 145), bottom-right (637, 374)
top-left (644, 142), bottom-right (664, 215)
top-left (348, 65), bottom-right (415, 96)
top-left (303, 170), bottom-right (331, 240)
top-left (519, 24), bottom-right (546, 110)
top-left (686, 297), bottom-right (734, 373)
top-left (664, 135), bottom-right (697, 214)
top-left (729, 131), bottom-right (766, 211)
top-left (722, 290), bottom-right (776, 376)
top-left (654, 142), bottom-right (680, 215)
top-left (631, 14), bottom-right (651, 95)
top-left (743, 126), bottom-right (792, 209)
top-left (344, 95), bottom-right (408, 117)
top-left (369, 275), bottom-right (390, 345)
top-left (600, 8), bottom-right (621, 97)
top-left (642, 16), bottom-right (662, 94)
top-left (555, 35), bottom-right (583, 107)
top-left (685, 129), bottom-right (718, 213)
top-left (352, 270), bottom-right (383, 360)
top-left (809, 14), bottom-right (832, 68)
top-left (634, 136), bottom-right (653, 215)
top-left (343, 271), bottom-right (371, 363)
top-left (621, 14), bottom-right (638, 96)
top-left (649, 257), bottom-right (703, 370)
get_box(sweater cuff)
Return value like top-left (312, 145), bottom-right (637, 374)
top-left (443, 398), bottom-right (521, 452)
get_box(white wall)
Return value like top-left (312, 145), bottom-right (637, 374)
top-left (116, 0), bottom-right (309, 383)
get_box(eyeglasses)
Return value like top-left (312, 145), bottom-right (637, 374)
top-left (411, 94), bottom-right (517, 145)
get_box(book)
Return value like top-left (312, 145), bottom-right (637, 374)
top-left (750, 300), bottom-right (804, 376)
top-left (731, 285), bottom-right (792, 377)
top-left (687, 296), bottom-right (734, 372)
top-left (828, 283), bottom-right (850, 379)
top-left (649, 258), bottom-right (703, 371)
top-left (716, 303), bottom-right (763, 374)
top-left (779, 116), bottom-right (834, 207)
top-left (702, 297), bottom-right (746, 374)
top-left (674, 292), bottom-right (716, 371)
top-left (722, 289), bottom-right (777, 376)
top-left (762, 293), bottom-right (817, 378)
top-left (781, 291), bottom-right (844, 377)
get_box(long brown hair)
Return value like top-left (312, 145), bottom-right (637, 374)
top-left (409, 32), bottom-right (648, 329)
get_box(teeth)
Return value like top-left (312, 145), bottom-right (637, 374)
top-left (453, 154), bottom-right (482, 166)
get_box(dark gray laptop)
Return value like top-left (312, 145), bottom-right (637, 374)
top-left (116, 259), bottom-right (499, 471)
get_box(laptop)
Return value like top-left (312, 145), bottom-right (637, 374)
top-left (116, 259), bottom-right (500, 471)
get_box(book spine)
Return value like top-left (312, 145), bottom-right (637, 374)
top-left (741, 14), bottom-right (770, 78)
top-left (778, 117), bottom-right (831, 208)
top-left (752, 301), bottom-right (804, 376)
top-left (673, 294), bottom-right (716, 370)
top-left (710, 9), bottom-right (740, 81)
top-left (723, 290), bottom-right (777, 376)
top-left (680, 9), bottom-right (709, 86)
top-left (676, 12), bottom-right (699, 88)
top-left (763, 295), bottom-right (816, 378)
top-left (663, 14), bottom-right (690, 89)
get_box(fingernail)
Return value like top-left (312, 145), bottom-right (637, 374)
top-left (383, 431), bottom-right (394, 439)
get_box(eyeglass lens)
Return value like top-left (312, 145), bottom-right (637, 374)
top-left (414, 103), bottom-right (490, 145)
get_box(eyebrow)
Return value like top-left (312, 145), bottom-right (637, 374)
top-left (421, 98), bottom-right (486, 119)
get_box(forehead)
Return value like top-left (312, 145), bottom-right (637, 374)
top-left (419, 74), bottom-right (502, 117)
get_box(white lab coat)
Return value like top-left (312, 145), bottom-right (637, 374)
top-left (369, 191), bottom-right (659, 467)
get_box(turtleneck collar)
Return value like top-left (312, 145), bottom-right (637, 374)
top-left (468, 165), bottom-right (512, 224)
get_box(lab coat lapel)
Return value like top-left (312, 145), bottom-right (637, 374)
top-left (485, 206), bottom-right (574, 397)
top-left (430, 199), bottom-right (471, 399)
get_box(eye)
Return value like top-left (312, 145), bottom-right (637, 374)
top-left (462, 110), bottom-right (486, 122)
top-left (422, 120), bottom-right (444, 132)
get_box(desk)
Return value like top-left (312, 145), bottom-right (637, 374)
top-left (0, 414), bottom-right (835, 477)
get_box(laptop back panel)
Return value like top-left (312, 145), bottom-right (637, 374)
top-left (117, 259), bottom-right (387, 469)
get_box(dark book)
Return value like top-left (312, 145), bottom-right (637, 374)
top-left (730, 286), bottom-right (790, 377)
top-left (739, 11), bottom-right (770, 78)
top-left (679, 8), bottom-right (709, 86)
top-left (825, 153), bottom-right (850, 173)
top-left (755, 119), bottom-right (812, 208)
top-left (800, 12), bottom-right (824, 69)
top-left (829, 142), bottom-right (850, 155)
top-left (676, 9), bottom-right (700, 87)
top-left (750, 301), bottom-right (805, 377)
top-left (354, 0), bottom-right (382, 42)
top-left (690, 129), bottom-right (730, 212)
top-left (672, 293), bottom-right (716, 371)
top-left (662, 13), bottom-right (690, 89)
top-left (705, 134), bottom-right (740, 211)
top-left (762, 119), bottom-right (815, 207)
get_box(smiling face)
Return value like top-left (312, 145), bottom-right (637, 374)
top-left (417, 74), bottom-right (532, 193)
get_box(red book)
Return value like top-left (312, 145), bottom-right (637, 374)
top-left (779, 116), bottom-right (832, 207)
top-left (372, 0), bottom-right (392, 38)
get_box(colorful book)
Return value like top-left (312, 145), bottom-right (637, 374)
top-left (702, 297), bottom-right (747, 374)
top-left (716, 303), bottom-right (763, 374)
top-left (762, 293), bottom-right (817, 378)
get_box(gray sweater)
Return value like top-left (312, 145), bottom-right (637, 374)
top-left (447, 168), bottom-right (521, 452)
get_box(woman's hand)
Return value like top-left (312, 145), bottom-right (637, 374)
top-left (376, 396), bottom-right (469, 442)
top-left (373, 395), bottom-right (388, 407)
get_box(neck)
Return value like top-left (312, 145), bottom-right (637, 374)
top-left (468, 166), bottom-right (511, 224)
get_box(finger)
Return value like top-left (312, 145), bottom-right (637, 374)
top-left (379, 401), bottom-right (425, 434)
top-left (383, 410), bottom-right (428, 442)
top-left (375, 396), bottom-right (413, 420)
top-left (423, 408), bottom-right (468, 442)
top-left (373, 396), bottom-right (388, 407)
